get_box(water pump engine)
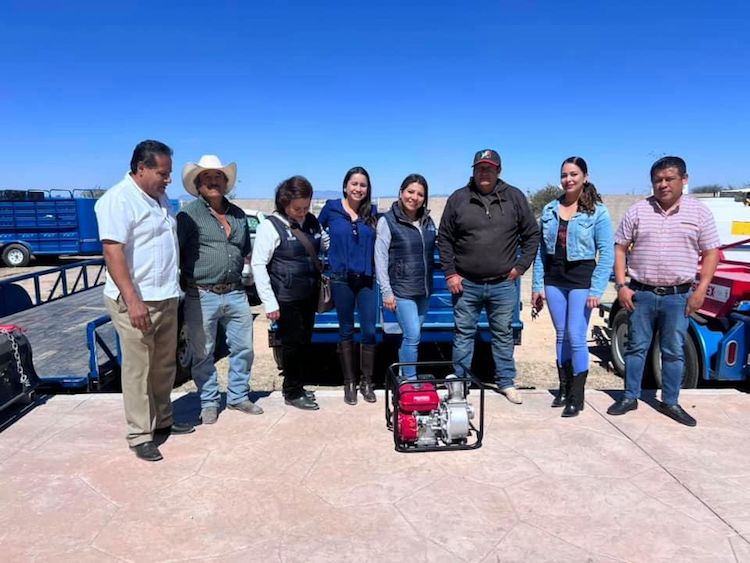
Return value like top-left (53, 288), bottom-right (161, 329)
top-left (385, 363), bottom-right (484, 452)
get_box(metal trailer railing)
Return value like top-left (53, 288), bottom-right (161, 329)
top-left (0, 259), bottom-right (121, 391)
top-left (0, 258), bottom-right (106, 317)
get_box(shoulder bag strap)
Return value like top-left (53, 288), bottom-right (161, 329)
top-left (290, 227), bottom-right (323, 274)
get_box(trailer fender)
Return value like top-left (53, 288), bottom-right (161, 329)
top-left (688, 318), bottom-right (723, 382)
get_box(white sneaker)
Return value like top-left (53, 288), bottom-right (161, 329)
top-left (500, 386), bottom-right (523, 404)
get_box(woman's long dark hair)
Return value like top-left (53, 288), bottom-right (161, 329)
top-left (397, 173), bottom-right (429, 220)
top-left (561, 156), bottom-right (601, 215)
top-left (342, 166), bottom-right (377, 227)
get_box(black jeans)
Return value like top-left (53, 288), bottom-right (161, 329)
top-left (278, 295), bottom-right (317, 400)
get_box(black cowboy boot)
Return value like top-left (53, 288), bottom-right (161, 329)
top-left (552, 362), bottom-right (570, 407)
top-left (562, 370), bottom-right (588, 418)
top-left (338, 340), bottom-right (357, 405)
top-left (359, 344), bottom-right (377, 403)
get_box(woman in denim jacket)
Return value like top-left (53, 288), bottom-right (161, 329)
top-left (531, 157), bottom-right (614, 417)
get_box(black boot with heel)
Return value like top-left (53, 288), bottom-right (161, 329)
top-left (562, 370), bottom-right (587, 418)
top-left (552, 361), bottom-right (571, 408)
top-left (337, 340), bottom-right (357, 405)
top-left (359, 344), bottom-right (377, 403)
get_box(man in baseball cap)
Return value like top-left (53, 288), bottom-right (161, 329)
top-left (437, 148), bottom-right (539, 404)
top-left (472, 149), bottom-right (502, 168)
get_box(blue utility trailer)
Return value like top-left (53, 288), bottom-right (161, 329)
top-left (267, 252), bottom-right (524, 372)
top-left (0, 189), bottom-right (104, 267)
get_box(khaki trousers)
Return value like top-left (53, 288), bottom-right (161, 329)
top-left (105, 296), bottom-right (179, 447)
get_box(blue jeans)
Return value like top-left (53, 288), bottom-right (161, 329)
top-left (330, 273), bottom-right (376, 344)
top-left (452, 279), bottom-right (517, 388)
top-left (394, 296), bottom-right (429, 378)
top-left (545, 286), bottom-right (592, 374)
top-left (184, 289), bottom-right (254, 409)
top-left (624, 290), bottom-right (690, 405)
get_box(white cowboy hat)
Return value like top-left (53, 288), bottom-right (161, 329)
top-left (181, 155), bottom-right (237, 197)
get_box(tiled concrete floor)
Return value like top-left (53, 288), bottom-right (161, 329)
top-left (1, 389), bottom-right (749, 562)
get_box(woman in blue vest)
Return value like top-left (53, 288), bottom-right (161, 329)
top-left (531, 157), bottom-right (614, 417)
top-left (252, 176), bottom-right (323, 410)
top-left (318, 166), bottom-right (378, 405)
top-left (374, 174), bottom-right (436, 379)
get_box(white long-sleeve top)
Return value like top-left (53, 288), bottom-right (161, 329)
top-left (250, 212), bottom-right (287, 314)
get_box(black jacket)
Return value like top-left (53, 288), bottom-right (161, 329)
top-left (437, 179), bottom-right (540, 281)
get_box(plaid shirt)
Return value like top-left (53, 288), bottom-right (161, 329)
top-left (177, 197), bottom-right (252, 286)
top-left (615, 196), bottom-right (720, 286)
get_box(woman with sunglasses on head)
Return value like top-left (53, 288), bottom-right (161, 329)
top-left (318, 166), bottom-right (379, 405)
top-left (375, 174), bottom-right (436, 380)
top-left (531, 157), bottom-right (614, 417)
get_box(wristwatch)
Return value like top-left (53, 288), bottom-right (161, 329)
top-left (614, 282), bottom-right (627, 292)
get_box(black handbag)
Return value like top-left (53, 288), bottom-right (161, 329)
top-left (290, 227), bottom-right (335, 313)
top-left (244, 280), bottom-right (262, 307)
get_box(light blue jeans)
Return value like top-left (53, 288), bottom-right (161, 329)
top-left (452, 279), bottom-right (517, 389)
top-left (184, 288), bottom-right (254, 409)
top-left (394, 295), bottom-right (429, 379)
top-left (544, 285), bottom-right (592, 375)
top-left (624, 290), bottom-right (689, 405)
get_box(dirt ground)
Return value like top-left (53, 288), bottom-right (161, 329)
top-left (175, 270), bottom-right (624, 396)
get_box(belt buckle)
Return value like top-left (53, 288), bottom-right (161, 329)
top-left (653, 286), bottom-right (668, 296)
top-left (213, 283), bottom-right (230, 294)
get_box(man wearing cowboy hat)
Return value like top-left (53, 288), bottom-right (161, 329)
top-left (177, 155), bottom-right (261, 425)
top-left (96, 140), bottom-right (194, 463)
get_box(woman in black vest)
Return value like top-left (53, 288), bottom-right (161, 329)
top-left (374, 174), bottom-right (437, 379)
top-left (251, 176), bottom-right (322, 410)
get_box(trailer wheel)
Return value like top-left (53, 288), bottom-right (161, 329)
top-left (650, 332), bottom-right (700, 389)
top-left (175, 323), bottom-right (193, 385)
top-left (2, 244), bottom-right (31, 267)
top-left (610, 308), bottom-right (629, 376)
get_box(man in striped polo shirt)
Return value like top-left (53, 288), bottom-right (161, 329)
top-left (607, 156), bottom-right (720, 426)
top-left (178, 155), bottom-right (262, 425)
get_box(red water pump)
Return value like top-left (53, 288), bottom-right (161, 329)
top-left (385, 362), bottom-right (484, 452)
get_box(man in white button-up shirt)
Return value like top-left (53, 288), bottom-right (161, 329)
top-left (96, 140), bottom-right (194, 462)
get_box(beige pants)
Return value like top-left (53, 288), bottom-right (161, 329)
top-left (105, 296), bottom-right (179, 447)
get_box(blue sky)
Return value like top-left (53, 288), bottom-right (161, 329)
top-left (2, 0), bottom-right (748, 199)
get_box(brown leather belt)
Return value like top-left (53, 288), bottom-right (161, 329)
top-left (191, 282), bottom-right (242, 295)
top-left (629, 280), bottom-right (692, 296)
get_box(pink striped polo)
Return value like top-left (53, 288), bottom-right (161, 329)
top-left (615, 196), bottom-right (720, 286)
